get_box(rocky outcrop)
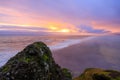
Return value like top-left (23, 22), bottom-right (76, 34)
top-left (0, 42), bottom-right (72, 80)
top-left (73, 68), bottom-right (120, 80)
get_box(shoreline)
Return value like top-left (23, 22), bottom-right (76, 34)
top-left (50, 36), bottom-right (95, 51)
top-left (52, 35), bottom-right (120, 76)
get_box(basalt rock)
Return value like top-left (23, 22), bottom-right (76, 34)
top-left (0, 42), bottom-right (72, 80)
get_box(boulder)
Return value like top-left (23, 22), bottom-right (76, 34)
top-left (0, 42), bottom-right (72, 80)
top-left (73, 68), bottom-right (120, 80)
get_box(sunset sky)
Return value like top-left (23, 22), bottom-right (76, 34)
top-left (0, 0), bottom-right (120, 35)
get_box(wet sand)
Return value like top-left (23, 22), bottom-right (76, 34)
top-left (52, 35), bottom-right (120, 76)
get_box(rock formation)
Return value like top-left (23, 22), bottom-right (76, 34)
top-left (0, 42), bottom-right (72, 80)
top-left (73, 68), bottom-right (120, 80)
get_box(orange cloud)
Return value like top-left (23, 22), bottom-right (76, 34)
top-left (0, 2), bottom-right (119, 34)
top-left (0, 6), bottom-right (80, 33)
top-left (0, 0), bottom-right (120, 35)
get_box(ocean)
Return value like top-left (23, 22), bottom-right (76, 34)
top-left (0, 35), bottom-right (88, 67)
top-left (0, 34), bottom-right (120, 75)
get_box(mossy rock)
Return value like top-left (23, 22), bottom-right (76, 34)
top-left (0, 42), bottom-right (72, 80)
top-left (62, 68), bottom-right (72, 80)
top-left (73, 68), bottom-right (120, 80)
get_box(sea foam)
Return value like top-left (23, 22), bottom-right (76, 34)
top-left (49, 37), bottom-right (95, 50)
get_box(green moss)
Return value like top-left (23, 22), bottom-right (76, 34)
top-left (73, 68), bottom-right (120, 80)
top-left (2, 66), bottom-right (9, 72)
top-left (62, 68), bottom-right (72, 80)
top-left (84, 68), bottom-right (97, 72)
top-left (42, 54), bottom-right (49, 62)
top-left (18, 56), bottom-right (32, 63)
top-left (33, 42), bottom-right (47, 49)
top-left (115, 77), bottom-right (120, 80)
top-left (24, 57), bottom-right (31, 63)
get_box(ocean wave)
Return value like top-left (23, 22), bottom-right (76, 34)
top-left (0, 51), bottom-right (17, 67)
top-left (49, 37), bottom-right (95, 50)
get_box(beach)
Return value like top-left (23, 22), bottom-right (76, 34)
top-left (52, 35), bottom-right (120, 76)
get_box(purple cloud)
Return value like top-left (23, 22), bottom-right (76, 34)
top-left (78, 25), bottom-right (110, 33)
top-left (0, 0), bottom-right (119, 33)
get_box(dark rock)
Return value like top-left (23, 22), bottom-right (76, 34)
top-left (0, 42), bottom-right (72, 80)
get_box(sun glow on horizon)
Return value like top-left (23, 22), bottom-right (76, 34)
top-left (0, 23), bottom-right (75, 34)
top-left (60, 29), bottom-right (70, 33)
top-left (49, 26), bottom-right (58, 30)
top-left (49, 25), bottom-right (71, 33)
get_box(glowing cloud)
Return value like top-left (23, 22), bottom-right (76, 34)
top-left (0, 0), bottom-right (119, 34)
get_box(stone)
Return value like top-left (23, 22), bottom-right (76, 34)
top-left (0, 42), bottom-right (72, 80)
